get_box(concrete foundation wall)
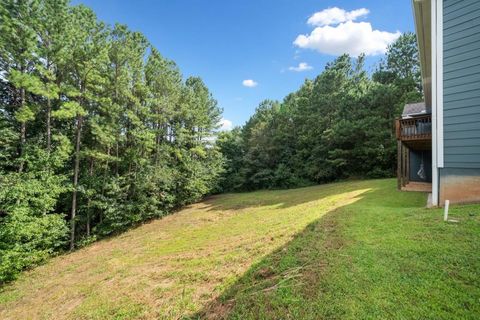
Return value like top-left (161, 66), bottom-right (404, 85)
top-left (439, 168), bottom-right (480, 205)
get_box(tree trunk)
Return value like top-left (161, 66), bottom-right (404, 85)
top-left (18, 87), bottom-right (26, 173)
top-left (86, 210), bottom-right (90, 237)
top-left (47, 96), bottom-right (52, 152)
top-left (100, 147), bottom-right (110, 224)
top-left (86, 157), bottom-right (94, 237)
top-left (115, 140), bottom-right (119, 175)
top-left (70, 114), bottom-right (83, 250)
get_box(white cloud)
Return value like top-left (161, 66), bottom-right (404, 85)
top-left (242, 79), bottom-right (258, 87)
top-left (289, 62), bottom-right (313, 72)
top-left (219, 118), bottom-right (233, 131)
top-left (307, 7), bottom-right (369, 26)
top-left (294, 10), bottom-right (400, 56)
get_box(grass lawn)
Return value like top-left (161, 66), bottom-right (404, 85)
top-left (0, 179), bottom-right (479, 319)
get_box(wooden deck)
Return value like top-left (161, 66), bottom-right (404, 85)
top-left (395, 115), bottom-right (432, 149)
top-left (395, 115), bottom-right (432, 142)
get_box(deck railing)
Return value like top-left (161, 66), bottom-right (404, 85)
top-left (395, 115), bottom-right (432, 141)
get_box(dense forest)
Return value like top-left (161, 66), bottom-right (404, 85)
top-left (0, 0), bottom-right (223, 282)
top-left (217, 33), bottom-right (422, 191)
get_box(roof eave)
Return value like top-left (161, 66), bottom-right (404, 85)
top-left (412, 0), bottom-right (432, 111)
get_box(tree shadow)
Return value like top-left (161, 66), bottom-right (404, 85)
top-left (187, 181), bottom-right (426, 319)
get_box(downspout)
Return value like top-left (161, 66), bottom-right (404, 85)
top-left (431, 0), bottom-right (444, 206)
top-left (431, 0), bottom-right (438, 206)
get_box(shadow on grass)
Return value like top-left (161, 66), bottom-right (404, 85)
top-left (188, 181), bottom-right (426, 320)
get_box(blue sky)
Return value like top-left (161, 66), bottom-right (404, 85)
top-left (74, 0), bottom-right (415, 129)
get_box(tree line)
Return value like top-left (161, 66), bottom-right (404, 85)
top-left (217, 33), bottom-right (422, 192)
top-left (0, 0), bottom-right (223, 282)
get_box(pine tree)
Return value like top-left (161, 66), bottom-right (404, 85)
top-left (59, 5), bottom-right (109, 249)
top-left (0, 0), bottom-right (42, 172)
top-left (0, 0), bottom-right (228, 281)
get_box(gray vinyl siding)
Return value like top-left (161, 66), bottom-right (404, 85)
top-left (443, 0), bottom-right (480, 168)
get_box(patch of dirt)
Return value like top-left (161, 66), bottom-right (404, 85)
top-left (254, 267), bottom-right (275, 280)
top-left (200, 298), bottom-right (235, 320)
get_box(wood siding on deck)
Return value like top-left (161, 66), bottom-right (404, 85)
top-left (443, 0), bottom-right (480, 169)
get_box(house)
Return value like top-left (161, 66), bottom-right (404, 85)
top-left (401, 0), bottom-right (480, 206)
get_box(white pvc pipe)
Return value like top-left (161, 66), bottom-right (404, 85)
top-left (444, 200), bottom-right (449, 221)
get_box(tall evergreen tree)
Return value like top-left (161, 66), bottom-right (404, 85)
top-left (0, 0), bottom-right (224, 281)
top-left (0, 0), bottom-right (42, 172)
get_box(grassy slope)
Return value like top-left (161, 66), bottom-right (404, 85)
top-left (0, 179), bottom-right (479, 319)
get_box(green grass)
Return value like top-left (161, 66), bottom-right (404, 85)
top-left (1, 179), bottom-right (479, 319)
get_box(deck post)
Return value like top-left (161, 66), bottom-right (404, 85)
top-left (405, 146), bottom-right (410, 186)
top-left (402, 144), bottom-right (405, 187)
top-left (397, 141), bottom-right (402, 190)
